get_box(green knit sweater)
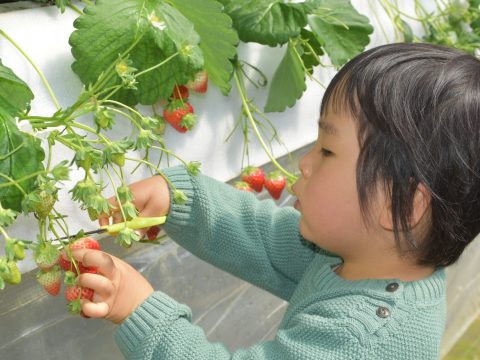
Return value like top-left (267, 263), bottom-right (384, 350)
top-left (114, 166), bottom-right (446, 359)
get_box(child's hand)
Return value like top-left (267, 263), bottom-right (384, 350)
top-left (71, 248), bottom-right (154, 324)
top-left (99, 175), bottom-right (171, 238)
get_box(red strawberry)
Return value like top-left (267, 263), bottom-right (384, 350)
top-left (36, 265), bottom-right (62, 296)
top-left (70, 237), bottom-right (101, 252)
top-left (264, 171), bottom-right (286, 200)
top-left (65, 285), bottom-right (95, 317)
top-left (65, 285), bottom-right (94, 302)
top-left (234, 181), bottom-right (254, 192)
top-left (186, 70), bottom-right (208, 93)
top-left (34, 242), bottom-right (60, 270)
top-left (241, 166), bottom-right (265, 193)
top-left (163, 100), bottom-right (197, 133)
top-left (146, 226), bottom-right (161, 241)
top-left (58, 255), bottom-right (72, 271)
top-left (60, 237), bottom-right (101, 273)
top-left (59, 256), bottom-right (97, 274)
top-left (170, 85), bottom-right (189, 100)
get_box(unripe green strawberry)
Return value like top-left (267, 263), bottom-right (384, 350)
top-left (36, 265), bottom-right (62, 296)
top-left (38, 190), bottom-right (56, 218)
top-left (34, 242), bottom-right (60, 270)
top-left (12, 242), bottom-right (25, 261)
top-left (152, 115), bottom-right (167, 135)
top-left (94, 108), bottom-right (115, 131)
top-left (0, 259), bottom-right (21, 285)
top-left (111, 153), bottom-right (125, 167)
top-left (23, 190), bottom-right (56, 218)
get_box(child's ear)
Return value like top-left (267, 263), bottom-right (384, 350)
top-left (379, 183), bottom-right (431, 231)
top-left (410, 183), bottom-right (431, 229)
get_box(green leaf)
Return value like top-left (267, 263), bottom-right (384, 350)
top-left (169, 0), bottom-right (239, 95)
top-left (305, 0), bottom-right (373, 67)
top-left (0, 60), bottom-right (34, 122)
top-left (0, 120), bottom-right (45, 212)
top-left (264, 41), bottom-right (306, 113)
top-left (300, 28), bottom-right (324, 75)
top-left (70, 0), bottom-right (204, 106)
top-left (219, 0), bottom-right (307, 46)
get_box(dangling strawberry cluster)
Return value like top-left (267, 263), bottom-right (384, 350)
top-left (234, 166), bottom-right (287, 200)
top-left (34, 237), bottom-right (101, 317)
top-left (158, 70), bottom-right (208, 134)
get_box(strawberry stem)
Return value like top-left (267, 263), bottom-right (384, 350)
top-left (0, 226), bottom-right (11, 241)
top-left (233, 65), bottom-right (297, 183)
top-left (0, 29), bottom-right (61, 110)
top-left (136, 52), bottom-right (180, 78)
top-left (103, 168), bottom-right (128, 225)
top-left (124, 156), bottom-right (181, 200)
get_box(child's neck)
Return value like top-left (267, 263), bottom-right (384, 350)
top-left (334, 258), bottom-right (436, 282)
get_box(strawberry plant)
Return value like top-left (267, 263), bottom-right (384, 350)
top-left (378, 0), bottom-right (480, 55)
top-left (0, 0), bottom-right (375, 314)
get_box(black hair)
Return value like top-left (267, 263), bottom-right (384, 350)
top-left (321, 43), bottom-right (480, 267)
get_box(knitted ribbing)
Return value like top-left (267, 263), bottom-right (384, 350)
top-left (115, 166), bottom-right (446, 360)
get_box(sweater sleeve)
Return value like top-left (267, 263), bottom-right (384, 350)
top-left (114, 291), bottom-right (367, 360)
top-left (160, 166), bottom-right (316, 301)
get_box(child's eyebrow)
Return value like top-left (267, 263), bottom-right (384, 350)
top-left (318, 120), bottom-right (338, 136)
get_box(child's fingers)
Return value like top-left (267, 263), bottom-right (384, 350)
top-left (71, 249), bottom-right (116, 279)
top-left (78, 272), bottom-right (115, 301)
top-left (80, 299), bottom-right (110, 319)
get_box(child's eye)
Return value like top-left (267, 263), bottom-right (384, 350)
top-left (320, 148), bottom-right (334, 157)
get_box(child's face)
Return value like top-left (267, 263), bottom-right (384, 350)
top-left (292, 108), bottom-right (384, 258)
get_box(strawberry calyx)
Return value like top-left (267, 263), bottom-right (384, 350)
top-left (179, 113), bottom-right (197, 130)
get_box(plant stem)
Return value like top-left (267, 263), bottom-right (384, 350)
top-left (70, 122), bottom-right (111, 144)
top-left (107, 107), bottom-right (142, 130)
top-left (0, 226), bottom-right (11, 241)
top-left (0, 30), bottom-right (61, 110)
top-left (135, 52), bottom-right (180, 78)
top-left (67, 3), bottom-right (83, 15)
top-left (103, 168), bottom-right (127, 224)
top-left (0, 172), bottom-right (27, 195)
top-left (233, 68), bottom-right (297, 183)
top-left (125, 156), bottom-right (178, 192)
top-left (0, 170), bottom-right (45, 189)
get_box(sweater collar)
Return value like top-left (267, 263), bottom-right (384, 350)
top-left (312, 254), bottom-right (446, 303)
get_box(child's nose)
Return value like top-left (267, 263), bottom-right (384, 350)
top-left (299, 152), bottom-right (312, 179)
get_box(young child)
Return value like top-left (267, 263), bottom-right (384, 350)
top-left (72, 43), bottom-right (480, 359)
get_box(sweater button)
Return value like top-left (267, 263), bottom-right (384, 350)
top-left (376, 307), bottom-right (391, 318)
top-left (386, 282), bottom-right (399, 292)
